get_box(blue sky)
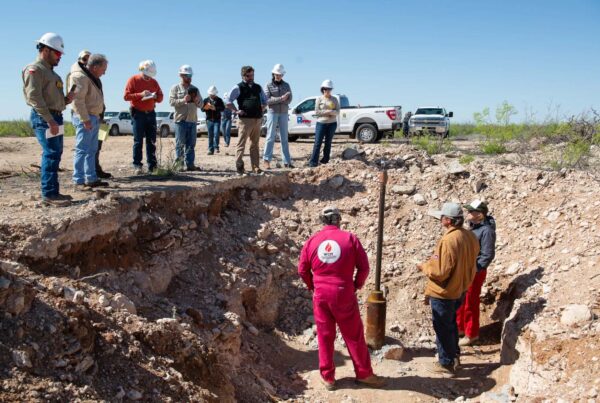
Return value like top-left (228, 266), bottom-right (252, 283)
top-left (2, 0), bottom-right (599, 122)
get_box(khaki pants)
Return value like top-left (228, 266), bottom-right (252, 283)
top-left (236, 117), bottom-right (262, 172)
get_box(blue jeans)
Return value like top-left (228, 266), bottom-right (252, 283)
top-left (207, 120), bottom-right (220, 152)
top-left (221, 118), bottom-right (232, 146)
top-left (30, 109), bottom-right (64, 198)
top-left (72, 115), bottom-right (99, 184)
top-left (263, 112), bottom-right (291, 164)
top-left (309, 122), bottom-right (337, 167)
top-left (175, 121), bottom-right (197, 168)
top-left (132, 110), bottom-right (157, 170)
top-left (430, 296), bottom-right (464, 366)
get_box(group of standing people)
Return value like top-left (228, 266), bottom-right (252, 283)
top-left (298, 200), bottom-right (495, 390)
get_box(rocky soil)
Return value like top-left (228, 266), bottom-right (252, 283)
top-left (0, 136), bottom-right (599, 402)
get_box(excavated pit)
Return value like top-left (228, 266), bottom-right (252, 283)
top-left (1, 145), bottom-right (599, 402)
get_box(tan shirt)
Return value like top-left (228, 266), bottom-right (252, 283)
top-left (70, 63), bottom-right (104, 122)
top-left (421, 226), bottom-right (480, 299)
top-left (22, 57), bottom-right (67, 123)
top-left (169, 83), bottom-right (201, 122)
top-left (315, 95), bottom-right (340, 124)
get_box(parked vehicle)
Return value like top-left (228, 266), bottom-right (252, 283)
top-left (103, 111), bottom-right (133, 136)
top-left (197, 114), bottom-right (240, 137)
top-left (287, 95), bottom-right (401, 143)
top-left (408, 106), bottom-right (453, 137)
top-left (156, 111), bottom-right (175, 137)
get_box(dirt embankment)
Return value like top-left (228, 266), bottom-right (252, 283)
top-left (0, 137), bottom-right (599, 402)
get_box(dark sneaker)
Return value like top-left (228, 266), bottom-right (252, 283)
top-left (356, 374), bottom-right (386, 388)
top-left (426, 362), bottom-right (455, 377)
top-left (85, 180), bottom-right (109, 188)
top-left (97, 170), bottom-right (112, 179)
top-left (186, 166), bottom-right (201, 172)
top-left (42, 195), bottom-right (71, 207)
top-left (216, 149), bottom-right (220, 153)
top-left (284, 163), bottom-right (295, 168)
top-left (208, 150), bottom-right (214, 155)
top-left (320, 377), bottom-right (335, 391)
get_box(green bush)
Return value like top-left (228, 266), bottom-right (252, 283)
top-left (481, 140), bottom-right (508, 155)
top-left (411, 135), bottom-right (453, 155)
top-left (0, 120), bottom-right (75, 137)
top-left (459, 154), bottom-right (475, 164)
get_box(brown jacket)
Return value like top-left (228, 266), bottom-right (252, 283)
top-left (421, 226), bottom-right (480, 299)
top-left (70, 63), bottom-right (104, 122)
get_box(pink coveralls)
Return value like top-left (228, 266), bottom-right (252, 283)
top-left (298, 225), bottom-right (373, 383)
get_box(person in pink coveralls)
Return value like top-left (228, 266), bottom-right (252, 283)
top-left (298, 206), bottom-right (385, 391)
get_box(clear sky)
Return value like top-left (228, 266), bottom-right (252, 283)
top-left (2, 0), bottom-right (599, 122)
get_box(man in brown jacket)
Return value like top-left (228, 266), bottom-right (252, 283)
top-left (417, 202), bottom-right (479, 375)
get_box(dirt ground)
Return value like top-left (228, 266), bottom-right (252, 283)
top-left (0, 134), bottom-right (598, 402)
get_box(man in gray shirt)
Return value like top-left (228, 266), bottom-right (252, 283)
top-left (169, 64), bottom-right (201, 171)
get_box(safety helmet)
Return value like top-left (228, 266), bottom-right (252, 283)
top-left (272, 63), bottom-right (286, 75)
top-left (78, 50), bottom-right (91, 61)
top-left (36, 32), bottom-right (65, 54)
top-left (178, 64), bottom-right (193, 76)
top-left (321, 206), bottom-right (341, 224)
top-left (320, 79), bottom-right (334, 89)
top-left (139, 60), bottom-right (157, 78)
top-left (207, 85), bottom-right (218, 95)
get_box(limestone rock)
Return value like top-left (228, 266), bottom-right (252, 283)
top-left (413, 194), bottom-right (427, 206)
top-left (391, 185), bottom-right (415, 195)
top-left (329, 175), bottom-right (344, 189)
top-left (560, 304), bottom-right (592, 326)
top-left (12, 349), bottom-right (32, 368)
top-left (111, 293), bottom-right (136, 314)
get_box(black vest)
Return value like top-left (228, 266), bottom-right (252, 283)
top-left (237, 81), bottom-right (263, 118)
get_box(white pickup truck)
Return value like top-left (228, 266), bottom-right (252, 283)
top-left (287, 95), bottom-right (401, 143)
top-left (408, 106), bottom-right (454, 138)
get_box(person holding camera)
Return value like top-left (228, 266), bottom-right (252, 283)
top-left (169, 65), bottom-right (201, 171)
top-left (201, 86), bottom-right (225, 155)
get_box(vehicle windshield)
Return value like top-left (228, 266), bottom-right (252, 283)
top-left (156, 112), bottom-right (170, 118)
top-left (415, 108), bottom-right (444, 115)
top-left (104, 112), bottom-right (118, 118)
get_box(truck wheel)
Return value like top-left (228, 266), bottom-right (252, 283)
top-left (356, 123), bottom-right (378, 143)
top-left (110, 124), bottom-right (120, 136)
top-left (288, 135), bottom-right (299, 142)
top-left (160, 125), bottom-right (170, 138)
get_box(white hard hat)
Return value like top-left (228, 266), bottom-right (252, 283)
top-left (178, 64), bottom-right (193, 75)
top-left (272, 63), bottom-right (286, 75)
top-left (320, 79), bottom-right (334, 89)
top-left (78, 50), bottom-right (91, 60)
top-left (223, 92), bottom-right (229, 99)
top-left (37, 32), bottom-right (65, 54)
top-left (139, 60), bottom-right (157, 78)
top-left (207, 85), bottom-right (218, 95)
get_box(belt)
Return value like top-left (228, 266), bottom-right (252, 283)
top-left (132, 108), bottom-right (154, 114)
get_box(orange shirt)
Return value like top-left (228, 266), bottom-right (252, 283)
top-left (123, 73), bottom-right (163, 111)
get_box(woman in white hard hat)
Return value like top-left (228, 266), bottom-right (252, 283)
top-left (201, 86), bottom-right (225, 155)
top-left (263, 63), bottom-right (293, 169)
top-left (308, 80), bottom-right (339, 167)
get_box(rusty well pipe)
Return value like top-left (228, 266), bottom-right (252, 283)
top-left (365, 169), bottom-right (388, 350)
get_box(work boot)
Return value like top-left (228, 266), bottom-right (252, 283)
top-left (56, 193), bottom-right (73, 201)
top-left (133, 166), bottom-right (143, 175)
top-left (263, 160), bottom-right (271, 169)
top-left (252, 167), bottom-right (263, 175)
top-left (459, 336), bottom-right (479, 346)
top-left (85, 180), bottom-right (109, 188)
top-left (284, 163), bottom-right (295, 169)
top-left (426, 362), bottom-right (455, 377)
top-left (42, 195), bottom-right (71, 207)
top-left (320, 377), bottom-right (335, 391)
top-left (355, 374), bottom-right (386, 388)
top-left (454, 356), bottom-right (461, 372)
top-left (186, 166), bottom-right (201, 172)
top-left (96, 169), bottom-right (112, 179)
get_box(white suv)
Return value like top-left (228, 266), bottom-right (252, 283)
top-left (409, 107), bottom-right (453, 138)
top-left (104, 111), bottom-right (133, 136)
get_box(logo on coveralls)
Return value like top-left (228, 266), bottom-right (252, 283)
top-left (317, 240), bottom-right (341, 264)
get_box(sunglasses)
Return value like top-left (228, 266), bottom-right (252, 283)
top-left (52, 49), bottom-right (63, 57)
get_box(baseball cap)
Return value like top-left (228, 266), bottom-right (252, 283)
top-left (463, 199), bottom-right (488, 214)
top-left (429, 202), bottom-right (463, 219)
